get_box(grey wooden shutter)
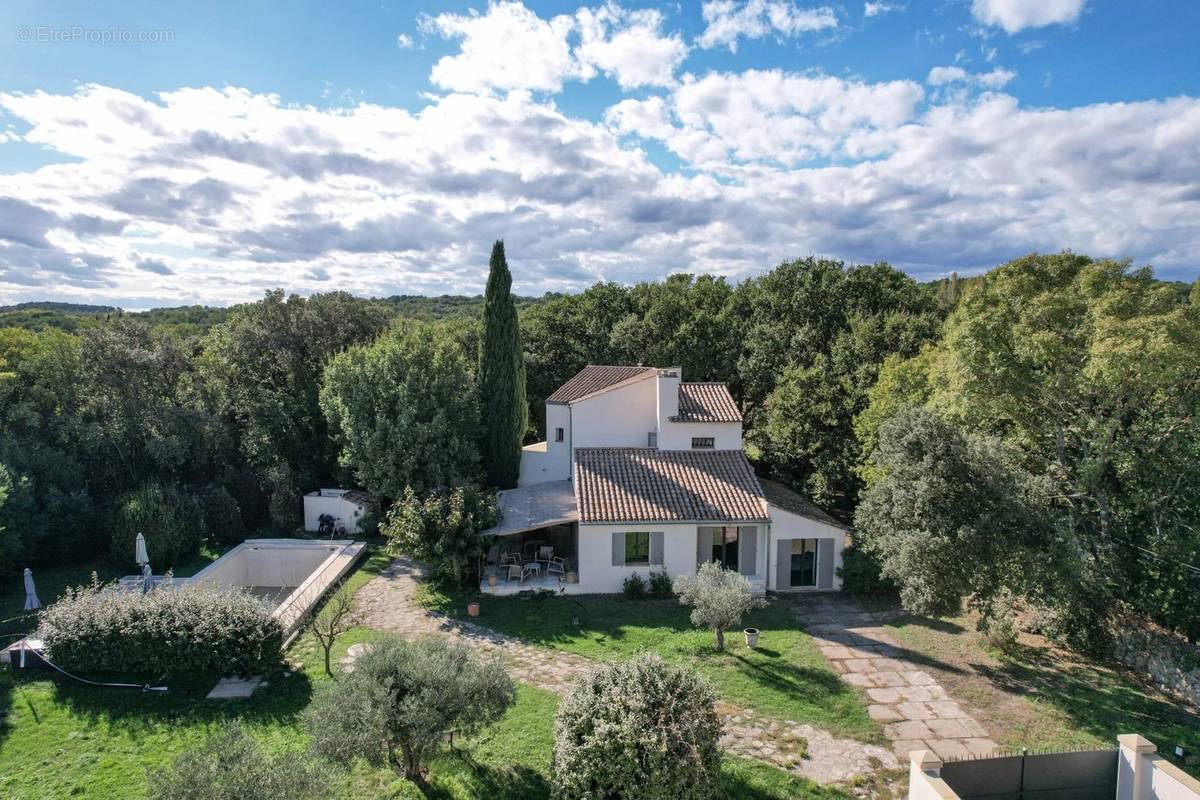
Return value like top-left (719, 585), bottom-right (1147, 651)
top-left (649, 532), bottom-right (664, 566)
top-left (612, 532), bottom-right (625, 566)
top-left (817, 538), bottom-right (835, 589)
top-left (776, 539), bottom-right (790, 590)
top-left (738, 526), bottom-right (757, 576)
top-left (697, 528), bottom-right (709, 567)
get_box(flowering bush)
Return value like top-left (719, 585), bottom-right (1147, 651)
top-left (552, 654), bottom-right (722, 800)
top-left (40, 582), bottom-right (282, 678)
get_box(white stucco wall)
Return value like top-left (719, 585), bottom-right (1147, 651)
top-left (577, 522), bottom-right (766, 593)
top-left (303, 491), bottom-right (370, 534)
top-left (571, 375), bottom-right (659, 449)
top-left (1118, 737), bottom-right (1200, 800)
top-left (577, 522), bottom-right (697, 593)
top-left (766, 503), bottom-right (847, 591)
top-left (656, 419), bottom-right (743, 450)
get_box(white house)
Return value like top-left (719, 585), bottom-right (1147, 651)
top-left (484, 365), bottom-right (849, 594)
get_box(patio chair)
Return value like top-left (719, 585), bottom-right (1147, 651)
top-left (538, 545), bottom-right (554, 562)
top-left (505, 564), bottom-right (522, 584)
top-left (500, 552), bottom-right (521, 566)
top-left (546, 559), bottom-right (566, 579)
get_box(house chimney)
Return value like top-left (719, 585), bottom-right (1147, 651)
top-left (657, 367), bottom-right (681, 422)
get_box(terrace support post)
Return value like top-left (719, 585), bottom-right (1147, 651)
top-left (1116, 734), bottom-right (1157, 800)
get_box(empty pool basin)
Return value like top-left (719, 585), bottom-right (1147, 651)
top-left (187, 538), bottom-right (367, 644)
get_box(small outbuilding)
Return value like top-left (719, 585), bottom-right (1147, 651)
top-left (303, 488), bottom-right (376, 535)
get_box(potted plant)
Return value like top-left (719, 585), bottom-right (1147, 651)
top-left (744, 627), bottom-right (759, 649)
top-left (487, 574), bottom-right (498, 588)
top-left (467, 601), bottom-right (480, 617)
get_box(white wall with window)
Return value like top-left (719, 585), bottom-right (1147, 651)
top-left (765, 503), bottom-right (847, 591)
top-left (576, 523), bottom-right (700, 593)
top-left (656, 419), bottom-right (742, 450)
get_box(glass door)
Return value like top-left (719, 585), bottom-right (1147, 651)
top-left (790, 539), bottom-right (818, 587)
top-left (709, 526), bottom-right (739, 571)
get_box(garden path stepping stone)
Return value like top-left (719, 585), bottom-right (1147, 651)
top-left (787, 593), bottom-right (1000, 760)
top-left (354, 556), bottom-right (897, 784)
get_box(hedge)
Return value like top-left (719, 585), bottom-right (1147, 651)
top-left (40, 582), bottom-right (283, 678)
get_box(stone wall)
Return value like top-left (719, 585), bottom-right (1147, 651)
top-left (1111, 614), bottom-right (1200, 708)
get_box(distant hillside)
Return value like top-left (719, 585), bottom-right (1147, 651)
top-left (0, 293), bottom-right (552, 335)
top-left (0, 301), bottom-right (119, 315)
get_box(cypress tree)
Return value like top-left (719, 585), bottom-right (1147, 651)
top-left (478, 240), bottom-right (527, 489)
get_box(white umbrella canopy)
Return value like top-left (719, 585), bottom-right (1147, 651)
top-left (141, 562), bottom-right (154, 594)
top-left (135, 532), bottom-right (148, 566)
top-left (23, 568), bottom-right (41, 611)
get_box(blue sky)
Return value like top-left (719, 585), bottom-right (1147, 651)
top-left (0, 0), bottom-right (1198, 307)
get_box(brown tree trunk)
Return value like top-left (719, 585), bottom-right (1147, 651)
top-left (715, 627), bottom-right (725, 651)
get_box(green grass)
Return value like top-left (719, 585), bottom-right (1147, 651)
top-left (0, 548), bottom-right (845, 799)
top-left (418, 587), bottom-right (881, 743)
top-left (883, 614), bottom-right (1200, 776)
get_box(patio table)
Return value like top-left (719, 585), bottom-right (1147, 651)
top-left (523, 561), bottom-right (542, 577)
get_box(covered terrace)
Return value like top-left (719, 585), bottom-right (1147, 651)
top-left (480, 480), bottom-right (582, 595)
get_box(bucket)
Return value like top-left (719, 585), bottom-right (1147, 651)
top-left (744, 628), bottom-right (759, 649)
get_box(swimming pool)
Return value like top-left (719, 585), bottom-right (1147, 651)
top-left (186, 538), bottom-right (366, 644)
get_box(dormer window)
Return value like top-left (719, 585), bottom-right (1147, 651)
top-left (555, 427), bottom-right (565, 442)
top-left (691, 437), bottom-right (715, 449)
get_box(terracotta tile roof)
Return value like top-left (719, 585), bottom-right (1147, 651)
top-left (547, 365), bottom-right (656, 404)
top-left (575, 448), bottom-right (768, 523)
top-left (675, 382), bottom-right (742, 422)
top-left (759, 478), bottom-right (852, 530)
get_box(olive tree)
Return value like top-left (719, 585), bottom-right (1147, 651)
top-left (303, 635), bottom-right (515, 781)
top-left (552, 654), bottom-right (722, 800)
top-left (672, 561), bottom-right (766, 651)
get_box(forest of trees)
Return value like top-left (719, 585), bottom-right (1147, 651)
top-left (1, 252), bottom-right (1196, 650)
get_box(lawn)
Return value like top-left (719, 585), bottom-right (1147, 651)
top-left (882, 613), bottom-right (1200, 775)
top-left (416, 586), bottom-right (882, 743)
top-left (0, 548), bottom-right (857, 799)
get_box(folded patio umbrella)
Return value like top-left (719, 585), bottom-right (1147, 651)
top-left (141, 562), bottom-right (154, 594)
top-left (23, 567), bottom-right (41, 611)
top-left (134, 532), bottom-right (149, 566)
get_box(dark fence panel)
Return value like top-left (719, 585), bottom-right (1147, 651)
top-left (941, 749), bottom-right (1119, 800)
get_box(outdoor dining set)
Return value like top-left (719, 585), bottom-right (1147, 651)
top-left (491, 541), bottom-right (571, 585)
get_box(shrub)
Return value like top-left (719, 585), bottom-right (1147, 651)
top-left (147, 721), bottom-right (328, 800)
top-left (383, 485), bottom-right (497, 586)
top-left (304, 634), bottom-right (516, 780)
top-left (110, 482), bottom-right (204, 570)
top-left (622, 571), bottom-right (647, 600)
top-left (552, 654), bottom-right (722, 800)
top-left (40, 582), bottom-right (282, 678)
top-left (648, 569), bottom-right (674, 599)
top-left (836, 545), bottom-right (896, 597)
top-left (202, 484), bottom-right (245, 546)
top-left (267, 464), bottom-right (303, 531)
top-left (673, 561), bottom-right (766, 651)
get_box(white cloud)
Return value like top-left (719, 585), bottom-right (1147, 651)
top-left (420, 2), bottom-right (577, 93)
top-left (396, 33), bottom-right (414, 49)
top-left (697, 0), bottom-right (837, 52)
top-left (419, 1), bottom-right (688, 94)
top-left (971, 0), bottom-right (1086, 34)
top-left (1, 46), bottom-right (1199, 306)
top-left (863, 2), bottom-right (903, 17)
top-left (609, 70), bottom-right (925, 165)
top-left (928, 65), bottom-right (1016, 89)
top-left (574, 4), bottom-right (688, 89)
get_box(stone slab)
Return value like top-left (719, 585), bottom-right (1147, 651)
top-left (206, 676), bottom-right (263, 700)
top-left (868, 704), bottom-right (903, 722)
top-left (927, 718), bottom-right (972, 738)
top-left (929, 739), bottom-right (972, 760)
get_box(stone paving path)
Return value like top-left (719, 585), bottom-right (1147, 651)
top-left (788, 593), bottom-right (999, 761)
top-left (352, 557), bottom-right (896, 784)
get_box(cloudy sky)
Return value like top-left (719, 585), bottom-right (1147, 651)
top-left (0, 0), bottom-right (1197, 308)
